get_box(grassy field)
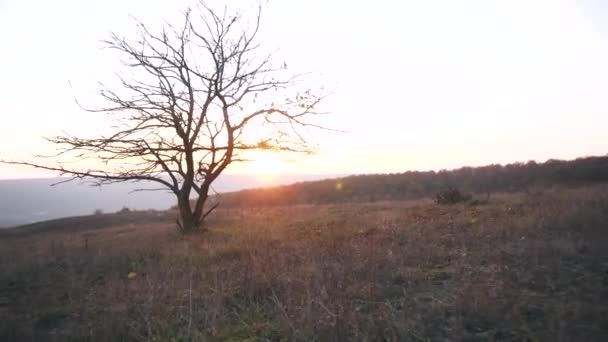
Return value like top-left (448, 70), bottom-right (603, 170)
top-left (1, 185), bottom-right (607, 341)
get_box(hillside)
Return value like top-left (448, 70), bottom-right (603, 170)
top-left (1, 184), bottom-right (607, 341)
top-left (215, 155), bottom-right (608, 207)
top-left (0, 174), bottom-right (335, 227)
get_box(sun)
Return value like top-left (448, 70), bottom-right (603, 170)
top-left (249, 151), bottom-right (288, 179)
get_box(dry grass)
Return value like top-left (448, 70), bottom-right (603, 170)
top-left (1, 185), bottom-right (607, 341)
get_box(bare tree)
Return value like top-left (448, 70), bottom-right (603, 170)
top-left (3, 3), bottom-right (326, 232)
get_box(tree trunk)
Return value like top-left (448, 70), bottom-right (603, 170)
top-left (177, 197), bottom-right (199, 232)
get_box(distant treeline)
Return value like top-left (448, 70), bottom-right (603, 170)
top-left (215, 156), bottom-right (608, 206)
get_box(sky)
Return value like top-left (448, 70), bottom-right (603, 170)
top-left (1, 0), bottom-right (607, 179)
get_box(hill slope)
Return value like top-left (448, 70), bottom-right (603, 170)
top-left (216, 155), bottom-right (608, 207)
top-left (1, 185), bottom-right (607, 341)
top-left (0, 174), bottom-right (335, 227)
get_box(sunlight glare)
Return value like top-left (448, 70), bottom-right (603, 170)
top-left (249, 151), bottom-right (289, 180)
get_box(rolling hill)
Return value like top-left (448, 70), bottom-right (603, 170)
top-left (0, 174), bottom-right (336, 227)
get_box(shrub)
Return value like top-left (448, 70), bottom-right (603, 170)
top-left (434, 188), bottom-right (471, 205)
top-left (118, 206), bottom-right (131, 214)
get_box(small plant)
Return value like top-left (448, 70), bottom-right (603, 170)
top-left (434, 187), bottom-right (471, 205)
top-left (467, 199), bottom-right (483, 206)
top-left (118, 206), bottom-right (131, 214)
top-left (93, 209), bottom-right (104, 215)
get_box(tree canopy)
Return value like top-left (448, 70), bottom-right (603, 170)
top-left (3, 2), bottom-right (327, 231)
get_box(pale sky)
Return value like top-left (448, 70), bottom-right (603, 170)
top-left (1, 0), bottom-right (607, 179)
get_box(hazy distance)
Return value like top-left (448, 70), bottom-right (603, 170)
top-left (0, 174), bottom-right (335, 227)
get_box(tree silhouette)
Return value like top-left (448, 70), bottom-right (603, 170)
top-left (3, 3), bottom-right (326, 232)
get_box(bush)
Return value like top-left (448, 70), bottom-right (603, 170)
top-left (434, 188), bottom-right (471, 205)
top-left (118, 206), bottom-right (131, 214)
top-left (93, 209), bottom-right (103, 215)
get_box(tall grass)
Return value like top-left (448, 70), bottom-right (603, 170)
top-left (1, 185), bottom-right (607, 341)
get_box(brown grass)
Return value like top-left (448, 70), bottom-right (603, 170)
top-left (1, 185), bottom-right (607, 341)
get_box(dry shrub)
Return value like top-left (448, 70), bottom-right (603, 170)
top-left (434, 187), bottom-right (472, 205)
